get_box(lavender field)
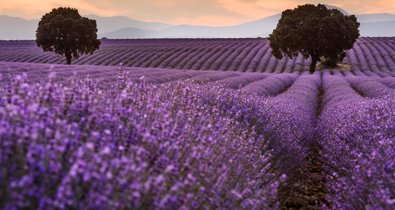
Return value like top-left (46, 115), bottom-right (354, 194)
top-left (0, 38), bottom-right (395, 209)
top-left (2, 37), bottom-right (395, 75)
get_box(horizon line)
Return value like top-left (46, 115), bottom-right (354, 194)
top-left (2, 11), bottom-right (395, 28)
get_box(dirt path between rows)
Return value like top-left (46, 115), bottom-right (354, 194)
top-left (278, 81), bottom-right (327, 209)
top-left (278, 145), bottom-right (327, 209)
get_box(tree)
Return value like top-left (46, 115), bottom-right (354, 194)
top-left (36, 7), bottom-right (101, 64)
top-left (269, 4), bottom-right (360, 73)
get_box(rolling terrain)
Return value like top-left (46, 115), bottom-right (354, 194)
top-left (2, 37), bottom-right (395, 77)
top-left (2, 11), bottom-right (395, 40)
top-left (0, 37), bottom-right (394, 209)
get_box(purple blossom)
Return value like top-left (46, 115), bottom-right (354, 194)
top-left (0, 73), bottom-right (279, 209)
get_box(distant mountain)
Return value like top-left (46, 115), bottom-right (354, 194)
top-left (357, 13), bottom-right (395, 23)
top-left (360, 21), bottom-right (395, 37)
top-left (0, 15), bottom-right (39, 40)
top-left (229, 14), bottom-right (281, 38)
top-left (87, 15), bottom-right (172, 35)
top-left (1, 9), bottom-right (395, 40)
top-left (102, 27), bottom-right (158, 39)
top-left (105, 12), bottom-right (395, 39)
top-left (104, 14), bottom-right (281, 39)
top-left (0, 15), bottom-right (172, 40)
top-left (100, 8), bottom-right (395, 39)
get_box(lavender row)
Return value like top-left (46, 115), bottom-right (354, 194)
top-left (259, 72), bottom-right (321, 172)
top-left (2, 37), bottom-right (395, 74)
top-left (1, 64), bottom-right (395, 208)
top-left (318, 75), bottom-right (395, 209)
top-left (208, 73), bottom-right (268, 89)
top-left (374, 76), bottom-right (395, 89)
top-left (321, 75), bottom-right (363, 106)
top-left (0, 62), bottom-right (265, 87)
top-left (345, 75), bottom-right (395, 98)
top-left (241, 73), bottom-right (299, 97)
top-left (0, 74), bottom-right (283, 209)
top-left (319, 104), bottom-right (395, 208)
top-left (0, 69), bottom-right (325, 209)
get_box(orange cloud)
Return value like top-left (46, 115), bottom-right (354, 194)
top-left (1, 0), bottom-right (395, 25)
top-left (217, 0), bottom-right (395, 23)
top-left (0, 0), bottom-right (122, 19)
top-left (174, 15), bottom-right (247, 26)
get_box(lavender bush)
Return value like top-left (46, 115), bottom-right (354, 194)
top-left (1, 59), bottom-right (395, 209)
top-left (260, 73), bottom-right (321, 172)
top-left (319, 75), bottom-right (395, 209)
top-left (0, 74), bottom-right (280, 209)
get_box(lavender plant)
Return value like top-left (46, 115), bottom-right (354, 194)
top-left (1, 59), bottom-right (395, 209)
top-left (319, 75), bottom-right (395, 209)
top-left (0, 74), bottom-right (280, 209)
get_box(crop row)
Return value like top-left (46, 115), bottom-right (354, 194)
top-left (1, 38), bottom-right (395, 75)
top-left (1, 76), bottom-right (281, 209)
top-left (318, 75), bottom-right (395, 209)
top-left (1, 62), bottom-right (395, 208)
top-left (2, 62), bottom-right (395, 95)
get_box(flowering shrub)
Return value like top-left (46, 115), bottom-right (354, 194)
top-left (0, 74), bottom-right (279, 209)
top-left (260, 73), bottom-right (321, 172)
top-left (1, 62), bottom-right (395, 209)
top-left (319, 75), bottom-right (395, 209)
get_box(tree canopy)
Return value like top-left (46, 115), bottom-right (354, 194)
top-left (269, 4), bottom-right (360, 73)
top-left (36, 7), bottom-right (101, 64)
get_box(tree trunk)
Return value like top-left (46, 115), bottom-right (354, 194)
top-left (65, 51), bottom-right (72, 65)
top-left (310, 55), bottom-right (319, 73)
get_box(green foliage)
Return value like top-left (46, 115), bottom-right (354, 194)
top-left (36, 7), bottom-right (101, 64)
top-left (269, 4), bottom-right (360, 72)
top-left (320, 55), bottom-right (340, 68)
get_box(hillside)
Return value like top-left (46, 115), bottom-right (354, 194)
top-left (1, 37), bottom-right (395, 77)
top-left (1, 55), bottom-right (395, 209)
top-left (1, 12), bottom-right (395, 40)
top-left (1, 34), bottom-right (395, 209)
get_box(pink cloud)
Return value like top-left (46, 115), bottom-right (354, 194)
top-left (1, 0), bottom-right (394, 25)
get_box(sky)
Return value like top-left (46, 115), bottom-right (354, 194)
top-left (1, 0), bottom-right (395, 26)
